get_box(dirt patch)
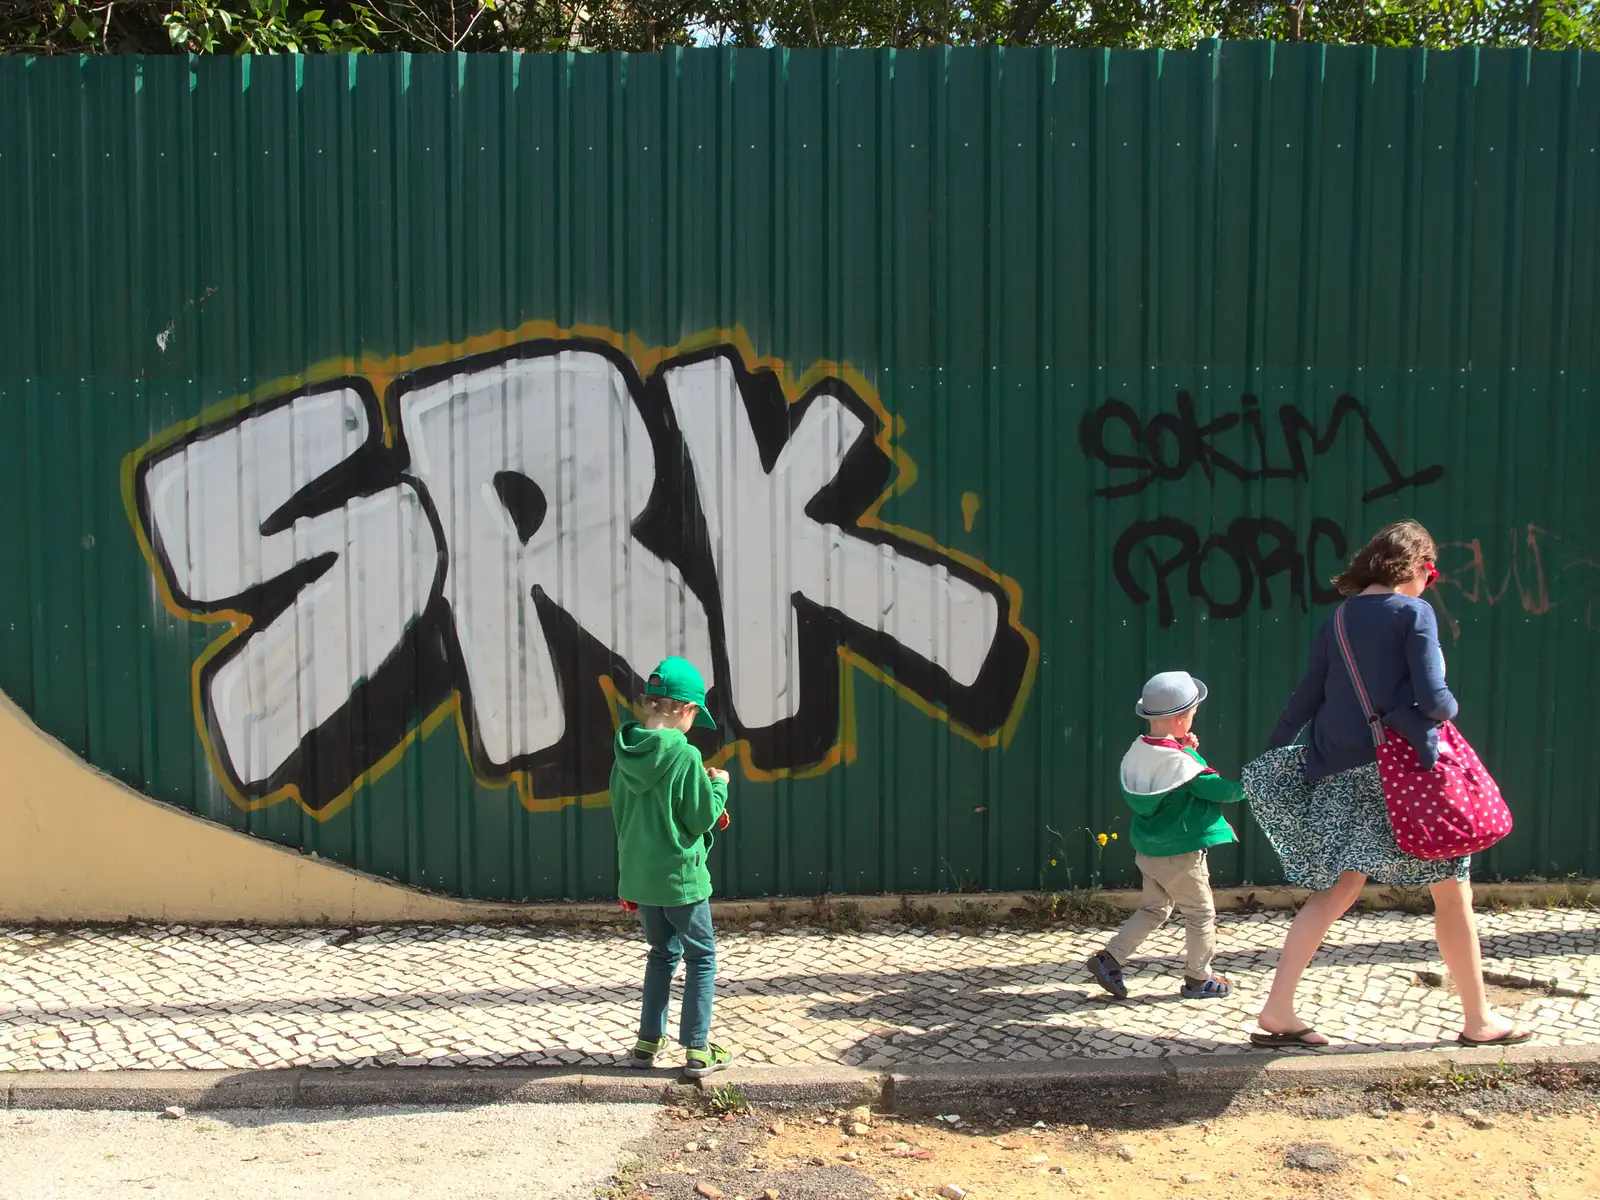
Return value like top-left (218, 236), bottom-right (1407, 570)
top-left (757, 1105), bottom-right (1600, 1200)
top-left (606, 1106), bottom-right (875, 1200)
top-left (1367, 1062), bottom-right (1600, 1114)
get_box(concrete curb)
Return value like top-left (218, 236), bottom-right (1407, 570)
top-left (5, 1067), bottom-right (699, 1111)
top-left (8, 1045), bottom-right (1597, 1113)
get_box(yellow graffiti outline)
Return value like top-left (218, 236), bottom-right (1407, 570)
top-left (120, 321), bottom-right (1041, 820)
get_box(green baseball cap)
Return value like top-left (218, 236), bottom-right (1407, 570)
top-left (644, 657), bottom-right (717, 730)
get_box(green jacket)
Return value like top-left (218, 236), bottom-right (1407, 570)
top-left (610, 721), bottom-right (729, 908)
top-left (1120, 741), bottom-right (1244, 858)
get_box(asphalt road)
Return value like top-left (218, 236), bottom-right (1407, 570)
top-left (0, 1103), bottom-right (658, 1199)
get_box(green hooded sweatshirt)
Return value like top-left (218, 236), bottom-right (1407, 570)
top-left (610, 721), bottom-right (729, 908)
top-left (1118, 736), bottom-right (1245, 858)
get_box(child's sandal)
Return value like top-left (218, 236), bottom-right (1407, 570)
top-left (1180, 975), bottom-right (1231, 999)
top-left (1087, 951), bottom-right (1129, 1000)
top-left (683, 1041), bottom-right (732, 1079)
top-left (627, 1036), bottom-right (667, 1068)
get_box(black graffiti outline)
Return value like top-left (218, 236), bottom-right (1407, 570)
top-left (1113, 516), bottom-right (1349, 629)
top-left (1080, 392), bottom-right (1445, 503)
top-left (632, 343), bottom-right (1034, 773)
top-left (132, 338), bottom-right (1036, 816)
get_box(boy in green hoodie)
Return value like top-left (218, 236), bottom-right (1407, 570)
top-left (1087, 672), bottom-right (1244, 1002)
top-left (612, 656), bottom-right (732, 1079)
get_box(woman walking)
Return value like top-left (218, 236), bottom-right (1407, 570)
top-left (1244, 520), bottom-right (1528, 1049)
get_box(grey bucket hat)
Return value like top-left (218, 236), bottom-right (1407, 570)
top-left (1135, 671), bottom-right (1208, 719)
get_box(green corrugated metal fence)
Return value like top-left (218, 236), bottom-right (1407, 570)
top-left (0, 43), bottom-right (1596, 901)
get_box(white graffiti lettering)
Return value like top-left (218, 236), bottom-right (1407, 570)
top-left (142, 387), bottom-right (438, 786)
top-left (662, 355), bottom-right (999, 730)
top-left (132, 337), bottom-right (1035, 814)
top-left (399, 350), bottom-right (714, 769)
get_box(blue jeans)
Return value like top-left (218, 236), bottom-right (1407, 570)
top-left (637, 900), bottom-right (716, 1050)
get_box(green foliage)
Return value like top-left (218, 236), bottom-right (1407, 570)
top-left (160, 0), bottom-right (379, 53)
top-left (5, 0), bottom-right (1600, 55)
top-left (707, 1082), bottom-right (750, 1113)
top-left (1016, 889), bottom-right (1124, 927)
top-left (3, 0), bottom-right (597, 53)
top-left (808, 894), bottom-right (869, 932)
top-left (1043, 818), bottom-right (1124, 892)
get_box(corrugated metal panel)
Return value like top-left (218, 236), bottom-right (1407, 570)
top-left (0, 43), bottom-right (1595, 901)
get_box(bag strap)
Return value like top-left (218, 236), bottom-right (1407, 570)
top-left (1332, 603), bottom-right (1388, 748)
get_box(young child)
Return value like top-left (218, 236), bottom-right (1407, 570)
top-left (611, 656), bottom-right (733, 1079)
top-left (1087, 671), bottom-right (1243, 1001)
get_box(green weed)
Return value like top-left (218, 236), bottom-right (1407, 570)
top-left (1371, 1064), bottom-right (1517, 1100)
top-left (594, 1154), bottom-right (645, 1200)
top-left (1054, 888), bottom-right (1124, 926)
top-left (808, 895), bottom-right (868, 933)
top-left (708, 1082), bottom-right (750, 1114)
top-left (1551, 877), bottom-right (1598, 909)
top-left (948, 899), bottom-right (996, 929)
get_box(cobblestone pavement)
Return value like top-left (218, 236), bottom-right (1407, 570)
top-left (1, 909), bottom-right (1596, 1073)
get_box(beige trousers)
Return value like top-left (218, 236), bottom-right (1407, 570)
top-left (1103, 850), bottom-right (1217, 979)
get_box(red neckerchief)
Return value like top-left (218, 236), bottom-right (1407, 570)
top-left (1141, 735), bottom-right (1187, 750)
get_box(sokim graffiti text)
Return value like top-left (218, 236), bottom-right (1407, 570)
top-left (1083, 389), bottom-right (1445, 628)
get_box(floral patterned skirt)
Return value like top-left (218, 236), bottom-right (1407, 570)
top-left (1242, 745), bottom-right (1471, 893)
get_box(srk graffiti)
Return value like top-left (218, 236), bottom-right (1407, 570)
top-left (130, 338), bottom-right (1036, 817)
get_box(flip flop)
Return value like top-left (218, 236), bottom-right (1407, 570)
top-left (1456, 1028), bottom-right (1534, 1047)
top-left (1250, 1027), bottom-right (1329, 1048)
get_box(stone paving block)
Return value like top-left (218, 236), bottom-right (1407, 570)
top-left (0, 910), bottom-right (1595, 1076)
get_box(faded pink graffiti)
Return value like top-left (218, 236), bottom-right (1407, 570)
top-left (1433, 525), bottom-right (1600, 640)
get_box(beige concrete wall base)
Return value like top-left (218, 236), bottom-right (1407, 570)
top-left (0, 689), bottom-right (527, 924)
top-left (4, 688), bottom-right (1592, 925)
top-left (688, 879), bottom-right (1596, 926)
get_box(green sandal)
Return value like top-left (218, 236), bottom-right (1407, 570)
top-left (628, 1036), bottom-right (668, 1069)
top-left (683, 1042), bottom-right (732, 1079)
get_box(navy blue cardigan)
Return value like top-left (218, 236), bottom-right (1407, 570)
top-left (1266, 594), bottom-right (1458, 781)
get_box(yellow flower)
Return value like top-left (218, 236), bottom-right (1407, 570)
top-left (1111, 833), bottom-right (1119, 840)
top-left (1050, 858), bottom-right (1058, 867)
top-left (1097, 833), bottom-right (1109, 847)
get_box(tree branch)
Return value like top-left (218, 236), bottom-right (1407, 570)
top-left (450, 0), bottom-right (486, 46)
top-left (1009, 0), bottom-right (1053, 45)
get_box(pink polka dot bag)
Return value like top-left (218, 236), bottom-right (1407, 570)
top-left (1333, 605), bottom-right (1513, 860)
